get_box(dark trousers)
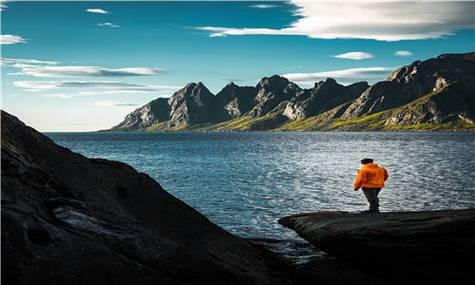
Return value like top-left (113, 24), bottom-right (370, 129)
top-left (362, 188), bottom-right (381, 211)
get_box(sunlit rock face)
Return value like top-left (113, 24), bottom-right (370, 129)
top-left (167, 82), bottom-right (219, 127)
top-left (283, 79), bottom-right (369, 120)
top-left (111, 97), bottom-right (170, 130)
top-left (248, 75), bottom-right (301, 118)
top-left (215, 82), bottom-right (257, 119)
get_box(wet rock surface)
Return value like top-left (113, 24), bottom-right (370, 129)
top-left (1, 110), bottom-right (290, 285)
top-left (279, 209), bottom-right (475, 284)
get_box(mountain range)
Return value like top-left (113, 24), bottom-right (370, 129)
top-left (111, 52), bottom-right (475, 131)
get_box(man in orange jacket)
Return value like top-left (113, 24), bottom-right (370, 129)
top-left (354, 158), bottom-right (389, 213)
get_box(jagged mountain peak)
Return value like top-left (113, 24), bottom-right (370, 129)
top-left (314, 78), bottom-right (339, 89)
top-left (387, 52), bottom-right (475, 83)
top-left (220, 81), bottom-right (240, 92)
top-left (257, 75), bottom-right (290, 89)
top-left (181, 81), bottom-right (210, 92)
top-left (437, 52), bottom-right (475, 61)
top-left (226, 81), bottom-right (238, 87)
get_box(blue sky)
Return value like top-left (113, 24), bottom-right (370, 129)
top-left (1, 1), bottom-right (474, 131)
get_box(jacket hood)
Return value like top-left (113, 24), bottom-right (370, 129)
top-left (363, 162), bottom-right (379, 168)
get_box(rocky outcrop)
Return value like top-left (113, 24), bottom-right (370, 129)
top-left (1, 110), bottom-right (288, 285)
top-left (215, 82), bottom-right (257, 119)
top-left (111, 98), bottom-right (170, 130)
top-left (284, 79), bottom-right (369, 120)
top-left (279, 209), bottom-right (475, 284)
top-left (342, 52), bottom-right (475, 119)
top-left (248, 75), bottom-right (301, 117)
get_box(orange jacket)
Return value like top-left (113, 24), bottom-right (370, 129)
top-left (354, 163), bottom-right (389, 191)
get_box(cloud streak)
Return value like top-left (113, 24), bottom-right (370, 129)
top-left (394, 50), bottom-right (413, 57)
top-left (11, 65), bottom-right (162, 78)
top-left (93, 100), bottom-right (139, 107)
top-left (98, 22), bottom-right (120, 28)
top-left (86, 8), bottom-right (109, 14)
top-left (1, 58), bottom-right (59, 65)
top-left (3, 57), bottom-right (163, 78)
top-left (334, 52), bottom-right (374, 60)
top-left (284, 67), bottom-right (394, 85)
top-left (0, 35), bottom-right (26, 45)
top-left (250, 4), bottom-right (277, 9)
top-left (13, 80), bottom-right (180, 93)
top-left (196, 0), bottom-right (475, 41)
top-left (0, 0), bottom-right (7, 12)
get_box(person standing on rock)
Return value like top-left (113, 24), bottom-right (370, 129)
top-left (354, 158), bottom-right (389, 213)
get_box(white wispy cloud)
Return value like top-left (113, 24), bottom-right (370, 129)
top-left (13, 80), bottom-right (179, 93)
top-left (394, 50), bottom-right (413, 57)
top-left (86, 8), bottom-right (109, 14)
top-left (43, 93), bottom-right (78, 99)
top-left (283, 67), bottom-right (393, 85)
top-left (93, 100), bottom-right (138, 107)
top-left (2, 58), bottom-right (163, 77)
top-left (334, 52), bottom-right (374, 60)
top-left (1, 58), bottom-right (59, 65)
top-left (0, 35), bottom-right (26, 45)
top-left (98, 22), bottom-right (120, 28)
top-left (0, 0), bottom-right (8, 12)
top-left (196, 0), bottom-right (475, 41)
top-left (250, 4), bottom-right (277, 9)
top-left (11, 65), bottom-right (162, 78)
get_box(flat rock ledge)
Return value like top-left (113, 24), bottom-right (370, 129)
top-left (279, 210), bottom-right (475, 284)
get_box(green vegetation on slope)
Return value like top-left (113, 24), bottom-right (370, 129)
top-left (277, 84), bottom-right (475, 131)
top-left (198, 116), bottom-right (255, 131)
top-left (140, 85), bottom-right (475, 132)
top-left (145, 122), bottom-right (188, 131)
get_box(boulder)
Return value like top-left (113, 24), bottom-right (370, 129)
top-left (279, 209), bottom-right (475, 284)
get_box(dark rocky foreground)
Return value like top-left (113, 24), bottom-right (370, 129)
top-left (279, 210), bottom-right (475, 284)
top-left (1, 110), bottom-right (289, 285)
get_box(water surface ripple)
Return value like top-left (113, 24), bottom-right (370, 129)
top-left (47, 131), bottom-right (475, 240)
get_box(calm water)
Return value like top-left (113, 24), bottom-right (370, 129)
top-left (47, 132), bottom-right (475, 240)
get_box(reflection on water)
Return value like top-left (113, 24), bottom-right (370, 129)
top-left (47, 131), bottom-right (475, 240)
